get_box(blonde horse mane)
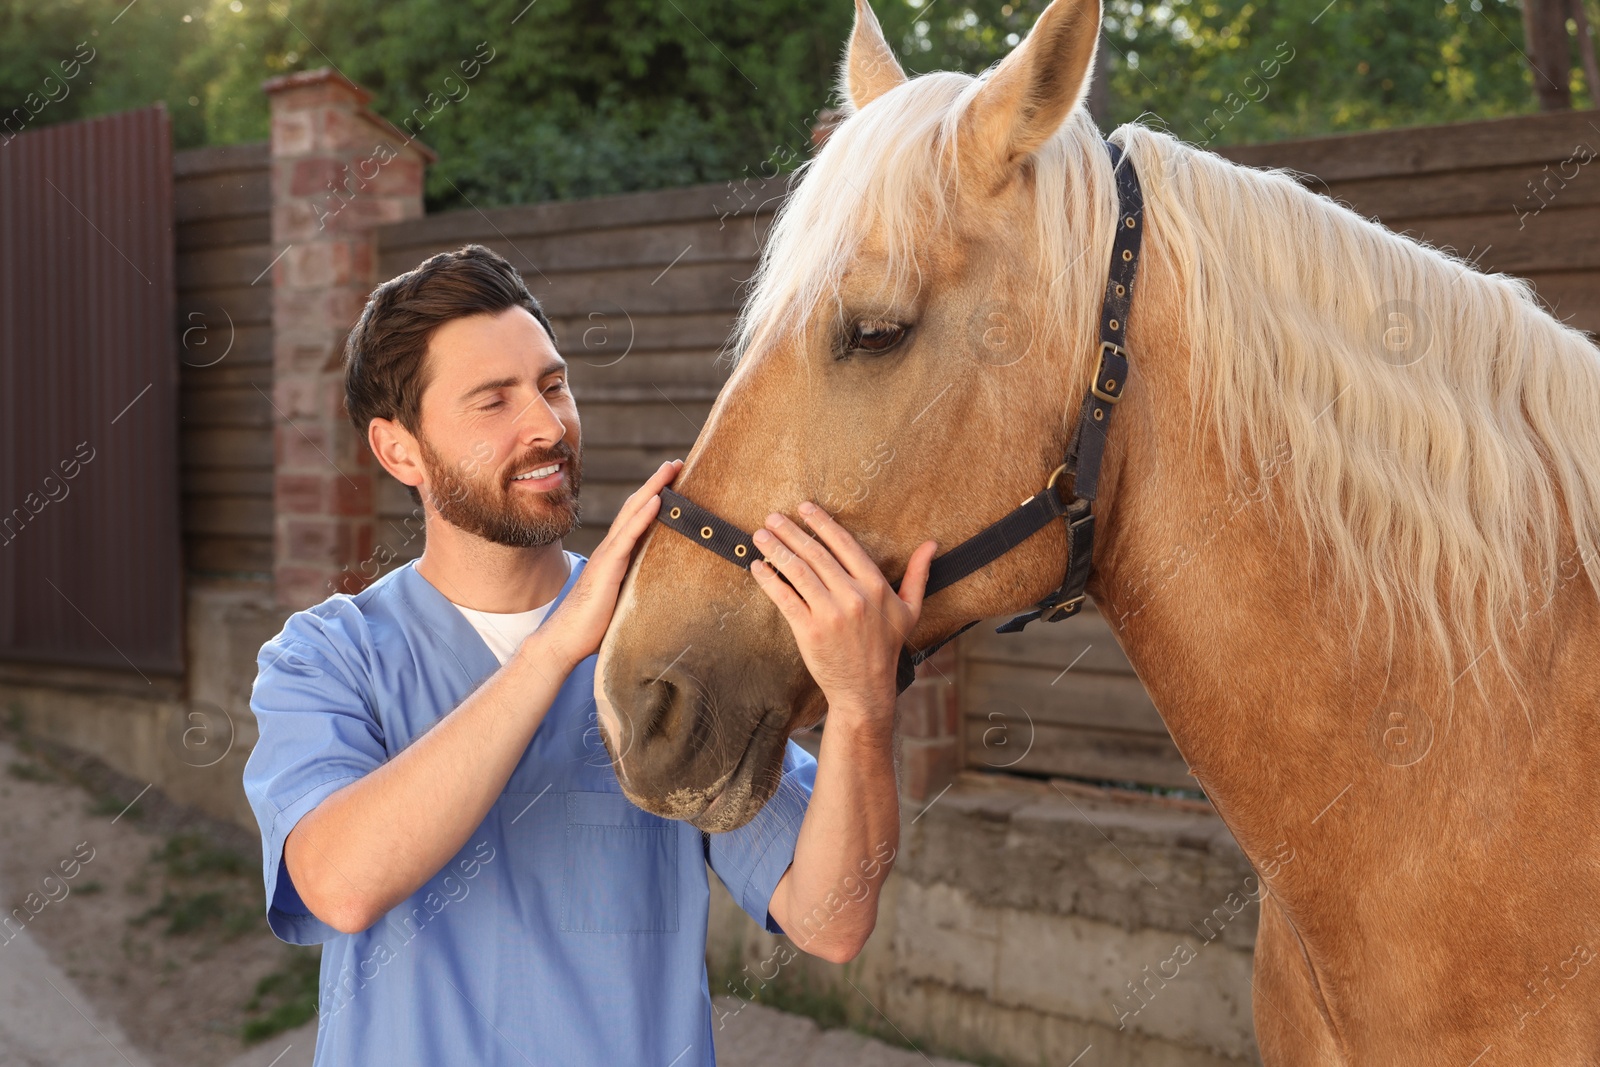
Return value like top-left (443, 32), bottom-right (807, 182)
top-left (734, 71), bottom-right (1600, 687)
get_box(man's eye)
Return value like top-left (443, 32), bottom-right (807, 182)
top-left (845, 321), bottom-right (908, 356)
top-left (480, 399), bottom-right (505, 411)
top-left (546, 380), bottom-right (567, 394)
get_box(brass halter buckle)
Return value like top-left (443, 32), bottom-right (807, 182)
top-left (1091, 341), bottom-right (1127, 405)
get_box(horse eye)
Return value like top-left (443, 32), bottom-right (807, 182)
top-left (846, 321), bottom-right (908, 356)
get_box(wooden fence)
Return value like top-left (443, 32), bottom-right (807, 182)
top-left (173, 141), bottom-right (274, 578)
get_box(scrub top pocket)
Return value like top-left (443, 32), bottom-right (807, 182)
top-left (560, 790), bottom-right (680, 933)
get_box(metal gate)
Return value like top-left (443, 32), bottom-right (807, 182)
top-left (0, 105), bottom-right (183, 674)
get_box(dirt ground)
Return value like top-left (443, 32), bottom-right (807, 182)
top-left (0, 723), bottom-right (978, 1067)
top-left (0, 727), bottom-right (317, 1067)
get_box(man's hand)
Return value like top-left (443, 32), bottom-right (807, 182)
top-left (536, 458), bottom-right (682, 671)
top-left (749, 501), bottom-right (937, 727)
top-left (752, 503), bottom-right (933, 962)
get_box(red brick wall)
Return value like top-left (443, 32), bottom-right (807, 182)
top-left (262, 69), bottom-right (432, 608)
top-left (897, 642), bottom-right (961, 802)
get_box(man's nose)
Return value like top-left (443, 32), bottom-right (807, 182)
top-left (513, 394), bottom-right (566, 446)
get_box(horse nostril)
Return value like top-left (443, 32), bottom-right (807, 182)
top-left (638, 676), bottom-right (679, 742)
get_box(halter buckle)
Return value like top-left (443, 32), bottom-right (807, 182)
top-left (1091, 342), bottom-right (1127, 405)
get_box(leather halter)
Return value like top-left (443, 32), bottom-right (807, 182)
top-left (653, 141), bottom-right (1145, 695)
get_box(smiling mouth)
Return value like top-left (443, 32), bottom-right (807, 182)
top-left (510, 462), bottom-right (563, 487)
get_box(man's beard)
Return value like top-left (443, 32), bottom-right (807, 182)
top-left (418, 435), bottom-right (583, 548)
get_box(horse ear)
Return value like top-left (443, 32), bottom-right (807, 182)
top-left (842, 0), bottom-right (907, 111)
top-left (962, 0), bottom-right (1101, 171)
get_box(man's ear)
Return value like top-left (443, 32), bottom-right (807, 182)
top-left (959, 0), bottom-right (1102, 177)
top-left (368, 417), bottom-right (427, 501)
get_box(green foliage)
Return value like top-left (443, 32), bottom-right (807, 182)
top-left (241, 948), bottom-right (321, 1043)
top-left (0, 0), bottom-right (1585, 207)
top-left (130, 833), bottom-right (256, 936)
top-left (87, 791), bottom-right (138, 819)
top-left (166, 0), bottom-right (854, 208)
top-left (135, 887), bottom-right (257, 936)
top-left (0, 0), bottom-right (222, 149)
top-left (7, 760), bottom-right (55, 782)
top-left (878, 0), bottom-right (1572, 143)
top-left (154, 832), bottom-right (249, 878)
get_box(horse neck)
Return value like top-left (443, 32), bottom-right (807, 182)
top-left (1081, 227), bottom-right (1597, 890)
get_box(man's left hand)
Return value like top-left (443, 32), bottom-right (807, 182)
top-left (750, 501), bottom-right (937, 727)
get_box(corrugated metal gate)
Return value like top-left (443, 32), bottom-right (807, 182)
top-left (0, 106), bottom-right (183, 674)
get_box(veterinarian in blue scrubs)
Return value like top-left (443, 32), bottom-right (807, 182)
top-left (248, 553), bottom-right (816, 1063)
top-left (244, 245), bottom-right (922, 1066)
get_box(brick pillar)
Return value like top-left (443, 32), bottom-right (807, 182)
top-left (263, 69), bottom-right (433, 609)
top-left (898, 642), bottom-right (962, 802)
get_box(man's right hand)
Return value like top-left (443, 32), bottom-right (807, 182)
top-left (534, 458), bottom-right (682, 672)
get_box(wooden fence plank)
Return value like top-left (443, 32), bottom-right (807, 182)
top-left (546, 310), bottom-right (740, 353)
top-left (182, 495), bottom-right (274, 537)
top-left (577, 401), bottom-right (711, 445)
top-left (376, 178), bottom-right (781, 250)
top-left (1520, 270), bottom-right (1600, 334)
top-left (181, 428), bottom-right (274, 470)
top-left (962, 720), bottom-right (1196, 789)
top-left (1218, 110), bottom-right (1600, 181)
top-left (175, 286), bottom-right (272, 329)
top-left (959, 605), bottom-right (1137, 675)
top-left (1376, 203), bottom-right (1600, 274)
top-left (181, 468), bottom-right (273, 497)
top-left (1312, 160), bottom-right (1600, 224)
top-left (177, 244), bottom-right (283, 290)
top-left (382, 217), bottom-right (760, 278)
top-left (184, 535), bottom-right (274, 576)
top-left (174, 169), bottom-right (272, 224)
top-left (179, 385), bottom-right (273, 428)
top-left (965, 661), bottom-right (1168, 734)
top-left (577, 445), bottom-right (693, 482)
top-left (176, 215), bottom-right (272, 252)
top-left (172, 141), bottom-right (269, 178)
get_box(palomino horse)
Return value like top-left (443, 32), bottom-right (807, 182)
top-left (595, 0), bottom-right (1600, 1060)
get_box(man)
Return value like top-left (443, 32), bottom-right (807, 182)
top-left (243, 244), bottom-right (934, 1065)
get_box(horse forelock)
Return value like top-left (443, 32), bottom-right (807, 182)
top-left (729, 70), bottom-right (1116, 382)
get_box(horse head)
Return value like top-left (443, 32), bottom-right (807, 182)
top-left (595, 0), bottom-right (1131, 831)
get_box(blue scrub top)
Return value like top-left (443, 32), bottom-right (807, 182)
top-left (243, 554), bottom-right (817, 1067)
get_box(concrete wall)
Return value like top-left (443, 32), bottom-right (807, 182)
top-left (0, 579), bottom-right (285, 831)
top-left (709, 772), bottom-right (1263, 1067)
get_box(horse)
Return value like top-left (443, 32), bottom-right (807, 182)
top-left (593, 0), bottom-right (1600, 1060)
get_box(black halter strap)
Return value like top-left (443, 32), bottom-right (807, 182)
top-left (654, 140), bottom-right (1145, 695)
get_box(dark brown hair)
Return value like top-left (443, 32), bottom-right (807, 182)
top-left (343, 244), bottom-right (556, 503)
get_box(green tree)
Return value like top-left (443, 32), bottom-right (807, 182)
top-left (0, 0), bottom-right (1581, 208)
top-left (873, 0), bottom-right (1562, 143)
top-left (192, 0), bottom-right (852, 208)
top-left (0, 0), bottom-right (219, 148)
